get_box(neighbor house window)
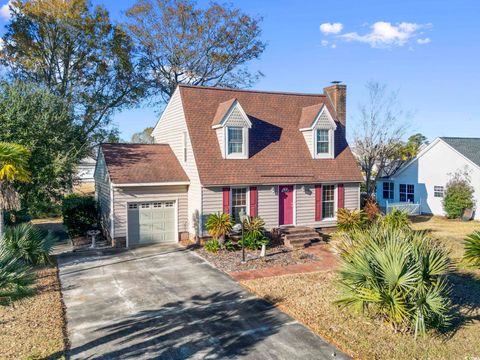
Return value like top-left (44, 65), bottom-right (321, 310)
top-left (383, 182), bottom-right (394, 199)
top-left (316, 129), bottom-right (330, 155)
top-left (322, 185), bottom-right (335, 219)
top-left (227, 127), bottom-right (243, 155)
top-left (434, 186), bottom-right (444, 198)
top-left (399, 184), bottom-right (415, 202)
top-left (231, 188), bottom-right (247, 222)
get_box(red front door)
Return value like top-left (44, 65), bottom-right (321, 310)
top-left (279, 185), bottom-right (294, 225)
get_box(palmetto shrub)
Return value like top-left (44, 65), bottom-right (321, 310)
top-left (382, 208), bottom-right (410, 230)
top-left (337, 208), bottom-right (367, 232)
top-left (464, 230), bottom-right (480, 267)
top-left (0, 248), bottom-right (35, 304)
top-left (205, 212), bottom-right (233, 245)
top-left (335, 222), bottom-right (451, 336)
top-left (2, 223), bottom-right (56, 265)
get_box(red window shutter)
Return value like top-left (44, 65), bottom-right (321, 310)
top-left (338, 183), bottom-right (345, 209)
top-left (315, 184), bottom-right (322, 221)
top-left (249, 186), bottom-right (258, 217)
top-left (222, 187), bottom-right (230, 214)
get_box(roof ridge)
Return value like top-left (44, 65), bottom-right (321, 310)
top-left (441, 136), bottom-right (480, 140)
top-left (178, 84), bottom-right (326, 97)
top-left (101, 143), bottom-right (169, 146)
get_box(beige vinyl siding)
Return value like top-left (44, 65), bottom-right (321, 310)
top-left (258, 185), bottom-right (278, 230)
top-left (345, 183), bottom-right (360, 210)
top-left (112, 185), bottom-right (188, 241)
top-left (151, 88), bottom-right (201, 236)
top-left (215, 127), bottom-right (224, 158)
top-left (302, 131), bottom-right (314, 158)
top-left (201, 187), bottom-right (223, 235)
top-left (94, 150), bottom-right (112, 239)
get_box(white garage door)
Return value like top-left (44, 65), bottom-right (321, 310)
top-left (127, 201), bottom-right (176, 246)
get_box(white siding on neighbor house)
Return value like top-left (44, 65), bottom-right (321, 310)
top-left (112, 185), bottom-right (189, 241)
top-left (94, 151), bottom-right (112, 238)
top-left (377, 139), bottom-right (480, 220)
top-left (151, 88), bottom-right (202, 236)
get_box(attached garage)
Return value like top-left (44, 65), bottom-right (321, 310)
top-left (127, 201), bottom-right (177, 246)
top-left (94, 144), bottom-right (190, 248)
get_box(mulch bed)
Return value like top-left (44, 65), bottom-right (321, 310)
top-left (0, 264), bottom-right (67, 359)
top-left (194, 245), bottom-right (319, 273)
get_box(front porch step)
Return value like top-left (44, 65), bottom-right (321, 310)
top-left (281, 226), bottom-right (325, 249)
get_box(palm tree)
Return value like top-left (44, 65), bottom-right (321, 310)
top-left (0, 142), bottom-right (30, 239)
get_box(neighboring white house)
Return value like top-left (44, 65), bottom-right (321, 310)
top-left (376, 137), bottom-right (480, 219)
top-left (76, 157), bottom-right (96, 183)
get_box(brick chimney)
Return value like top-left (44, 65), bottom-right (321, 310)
top-left (323, 83), bottom-right (346, 126)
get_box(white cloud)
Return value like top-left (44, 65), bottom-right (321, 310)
top-left (320, 22), bottom-right (343, 35)
top-left (321, 40), bottom-right (329, 46)
top-left (417, 37), bottom-right (431, 44)
top-left (330, 43), bottom-right (337, 49)
top-left (340, 21), bottom-right (430, 48)
top-left (0, 1), bottom-right (13, 20)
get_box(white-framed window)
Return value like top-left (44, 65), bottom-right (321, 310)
top-left (227, 127), bottom-right (244, 155)
top-left (314, 128), bottom-right (334, 158)
top-left (399, 184), bottom-right (415, 202)
top-left (434, 186), bottom-right (444, 198)
top-left (322, 184), bottom-right (335, 219)
top-left (231, 187), bottom-right (247, 222)
top-left (383, 182), bottom-right (394, 199)
top-left (182, 131), bottom-right (187, 163)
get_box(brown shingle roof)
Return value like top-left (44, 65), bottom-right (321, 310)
top-left (211, 98), bottom-right (236, 126)
top-left (178, 85), bottom-right (363, 185)
top-left (100, 144), bottom-right (189, 184)
top-left (298, 103), bottom-right (324, 129)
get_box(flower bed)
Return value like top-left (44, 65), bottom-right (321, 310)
top-left (194, 244), bottom-right (319, 272)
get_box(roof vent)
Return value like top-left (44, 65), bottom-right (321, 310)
top-left (331, 80), bottom-right (342, 84)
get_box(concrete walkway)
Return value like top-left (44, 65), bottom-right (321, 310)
top-left (58, 244), bottom-right (348, 359)
top-left (230, 246), bottom-right (338, 281)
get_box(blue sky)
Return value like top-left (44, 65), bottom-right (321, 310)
top-left (1, 0), bottom-right (479, 142)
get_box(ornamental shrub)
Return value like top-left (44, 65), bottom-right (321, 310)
top-left (337, 208), bottom-right (367, 232)
top-left (335, 222), bottom-right (451, 337)
top-left (443, 171), bottom-right (475, 219)
top-left (61, 194), bottom-right (98, 238)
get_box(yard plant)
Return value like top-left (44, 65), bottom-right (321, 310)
top-left (204, 239), bottom-right (220, 253)
top-left (243, 216), bottom-right (269, 250)
top-left (0, 248), bottom-right (35, 304)
top-left (2, 223), bottom-right (55, 266)
top-left (62, 194), bottom-right (98, 238)
top-left (335, 222), bottom-right (451, 337)
top-left (205, 212), bottom-right (232, 246)
top-left (337, 208), bottom-right (367, 232)
top-left (443, 171), bottom-right (475, 219)
top-left (382, 208), bottom-right (410, 230)
top-left (463, 230), bottom-right (480, 267)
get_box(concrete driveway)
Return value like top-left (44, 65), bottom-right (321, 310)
top-left (58, 245), bottom-right (348, 359)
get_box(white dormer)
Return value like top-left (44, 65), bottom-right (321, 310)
top-left (299, 104), bottom-right (337, 159)
top-left (212, 99), bottom-right (252, 159)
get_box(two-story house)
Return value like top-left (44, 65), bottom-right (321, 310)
top-left (94, 84), bottom-right (363, 247)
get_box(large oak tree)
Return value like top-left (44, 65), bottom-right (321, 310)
top-left (125, 0), bottom-right (266, 103)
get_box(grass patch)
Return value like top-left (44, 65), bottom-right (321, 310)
top-left (241, 215), bottom-right (480, 359)
top-left (0, 265), bottom-right (67, 359)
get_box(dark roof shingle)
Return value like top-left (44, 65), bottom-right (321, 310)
top-left (441, 137), bottom-right (480, 167)
top-left (100, 144), bottom-right (189, 184)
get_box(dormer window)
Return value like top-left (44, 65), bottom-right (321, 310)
top-left (299, 103), bottom-right (336, 159)
top-left (227, 127), bottom-right (244, 155)
top-left (212, 98), bottom-right (251, 159)
top-left (316, 129), bottom-right (330, 154)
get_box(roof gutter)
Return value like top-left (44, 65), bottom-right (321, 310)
top-left (111, 181), bottom-right (190, 188)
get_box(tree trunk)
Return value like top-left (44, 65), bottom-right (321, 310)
top-left (0, 207), bottom-right (4, 241)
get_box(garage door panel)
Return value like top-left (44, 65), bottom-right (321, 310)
top-left (128, 201), bottom-right (176, 245)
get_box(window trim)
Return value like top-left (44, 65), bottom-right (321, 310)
top-left (321, 184), bottom-right (337, 220)
top-left (434, 185), bottom-right (444, 198)
top-left (225, 126), bottom-right (249, 159)
top-left (314, 128), bottom-right (334, 159)
top-left (399, 183), bottom-right (415, 203)
top-left (230, 187), bottom-right (250, 223)
top-left (383, 181), bottom-right (394, 200)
